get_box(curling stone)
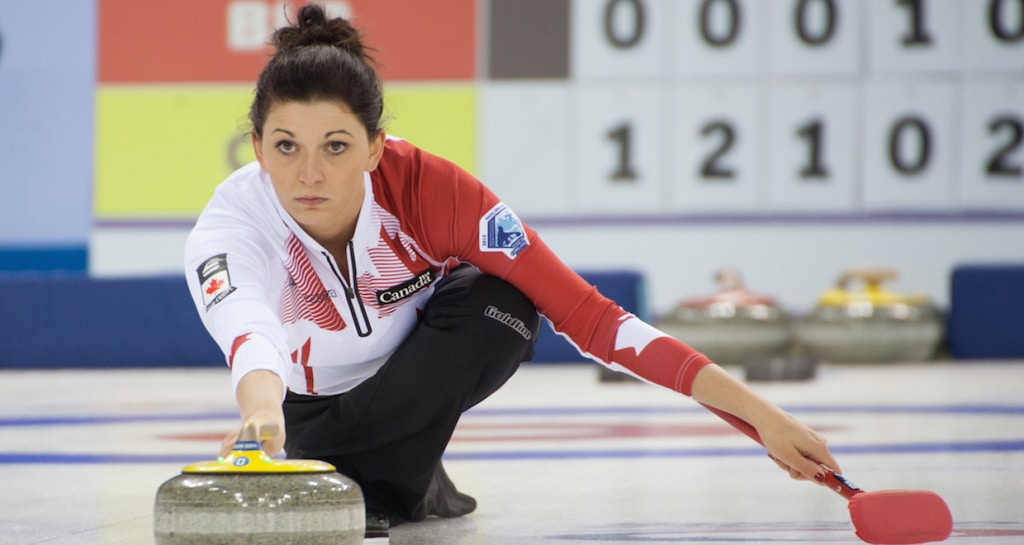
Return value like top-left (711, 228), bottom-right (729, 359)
top-left (742, 355), bottom-right (818, 382)
top-left (796, 268), bottom-right (944, 363)
top-left (656, 267), bottom-right (794, 365)
top-left (597, 364), bottom-right (637, 382)
top-left (154, 422), bottom-right (364, 545)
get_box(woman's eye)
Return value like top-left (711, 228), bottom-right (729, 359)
top-left (275, 141), bottom-right (296, 154)
top-left (327, 141), bottom-right (347, 154)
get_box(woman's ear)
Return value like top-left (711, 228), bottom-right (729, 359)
top-left (251, 131), bottom-right (266, 170)
top-left (365, 129), bottom-right (386, 171)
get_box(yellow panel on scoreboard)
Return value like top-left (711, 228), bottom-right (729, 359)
top-left (383, 85), bottom-right (478, 176)
top-left (94, 86), bottom-right (256, 218)
top-left (95, 84), bottom-right (477, 218)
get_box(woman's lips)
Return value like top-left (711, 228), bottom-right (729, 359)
top-left (296, 196), bottom-right (327, 206)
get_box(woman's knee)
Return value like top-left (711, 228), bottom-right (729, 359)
top-left (424, 268), bottom-right (540, 361)
top-left (466, 273), bottom-right (540, 346)
top-left (432, 267), bottom-right (536, 320)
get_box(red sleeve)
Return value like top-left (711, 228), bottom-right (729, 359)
top-left (374, 140), bottom-right (714, 396)
top-left (506, 238), bottom-right (714, 396)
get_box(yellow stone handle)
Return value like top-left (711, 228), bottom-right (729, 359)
top-left (181, 420), bottom-right (335, 474)
top-left (237, 420), bottom-right (280, 444)
top-left (836, 268), bottom-right (899, 291)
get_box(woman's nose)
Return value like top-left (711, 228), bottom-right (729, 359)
top-left (298, 155), bottom-right (323, 185)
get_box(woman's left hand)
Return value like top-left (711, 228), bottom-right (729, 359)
top-left (757, 410), bottom-right (841, 483)
top-left (690, 363), bottom-right (842, 484)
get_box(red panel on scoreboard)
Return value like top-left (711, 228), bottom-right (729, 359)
top-left (99, 0), bottom-right (475, 83)
top-left (99, 0), bottom-right (266, 83)
top-left (354, 0), bottom-right (475, 81)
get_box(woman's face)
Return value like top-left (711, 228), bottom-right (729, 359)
top-left (253, 100), bottom-right (385, 248)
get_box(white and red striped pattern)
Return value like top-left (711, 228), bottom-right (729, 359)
top-left (290, 336), bottom-right (317, 395)
top-left (279, 234), bottom-right (346, 331)
top-left (360, 202), bottom-right (435, 317)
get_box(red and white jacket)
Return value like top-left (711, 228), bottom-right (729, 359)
top-left (185, 138), bottom-right (712, 398)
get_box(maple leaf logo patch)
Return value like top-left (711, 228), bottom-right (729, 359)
top-left (205, 278), bottom-right (224, 295)
top-left (197, 254), bottom-right (237, 310)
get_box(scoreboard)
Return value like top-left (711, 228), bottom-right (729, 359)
top-left (89, 0), bottom-right (1023, 223)
top-left (0, 0), bottom-right (1016, 309)
top-left (481, 0), bottom-right (1024, 217)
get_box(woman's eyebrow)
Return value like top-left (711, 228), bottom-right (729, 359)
top-left (269, 128), bottom-right (352, 138)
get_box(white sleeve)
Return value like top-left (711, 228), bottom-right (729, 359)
top-left (184, 199), bottom-right (291, 399)
top-left (226, 333), bottom-right (289, 400)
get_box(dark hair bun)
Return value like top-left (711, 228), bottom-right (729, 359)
top-left (272, 4), bottom-right (370, 60)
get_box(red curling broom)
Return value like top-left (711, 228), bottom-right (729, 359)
top-left (702, 404), bottom-right (953, 544)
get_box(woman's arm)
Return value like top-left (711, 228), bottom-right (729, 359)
top-left (397, 147), bottom-right (842, 483)
top-left (690, 363), bottom-right (840, 481)
top-left (219, 369), bottom-right (287, 457)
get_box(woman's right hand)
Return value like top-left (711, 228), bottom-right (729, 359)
top-left (223, 369), bottom-right (288, 458)
top-left (219, 411), bottom-right (287, 458)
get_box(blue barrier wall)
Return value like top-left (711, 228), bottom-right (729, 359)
top-left (948, 264), bottom-right (1024, 360)
top-left (2, 276), bottom-right (219, 369)
top-left (0, 248), bottom-right (88, 275)
top-left (0, 271), bottom-right (645, 369)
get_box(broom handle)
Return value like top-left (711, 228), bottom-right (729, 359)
top-left (700, 403), bottom-right (862, 500)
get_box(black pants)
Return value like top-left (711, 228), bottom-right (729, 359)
top-left (282, 266), bottom-right (540, 522)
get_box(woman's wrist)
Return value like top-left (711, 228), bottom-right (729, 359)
top-left (690, 363), bottom-right (780, 429)
top-left (236, 369), bottom-right (285, 419)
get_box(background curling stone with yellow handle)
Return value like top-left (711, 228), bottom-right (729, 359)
top-left (153, 422), bottom-right (365, 545)
top-left (796, 268), bottom-right (944, 364)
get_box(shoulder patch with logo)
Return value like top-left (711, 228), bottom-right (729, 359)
top-left (479, 203), bottom-right (529, 258)
top-left (197, 254), bottom-right (237, 310)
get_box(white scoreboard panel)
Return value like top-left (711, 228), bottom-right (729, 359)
top-left (671, 84), bottom-right (762, 211)
top-left (479, 0), bottom-right (1024, 218)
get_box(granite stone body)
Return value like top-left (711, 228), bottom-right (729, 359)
top-left (796, 304), bottom-right (944, 363)
top-left (657, 268), bottom-right (794, 366)
top-left (796, 269), bottom-right (944, 363)
top-left (154, 472), bottom-right (364, 545)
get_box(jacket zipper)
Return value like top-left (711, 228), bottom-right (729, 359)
top-left (322, 242), bottom-right (373, 337)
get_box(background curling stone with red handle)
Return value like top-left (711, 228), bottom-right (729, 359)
top-left (153, 422), bottom-right (365, 545)
top-left (743, 355), bottom-right (818, 382)
top-left (657, 267), bottom-right (794, 365)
